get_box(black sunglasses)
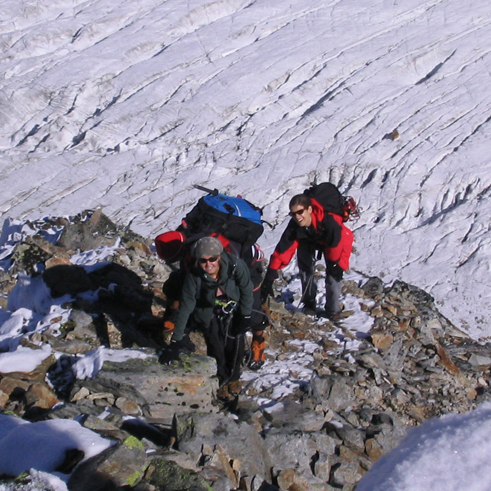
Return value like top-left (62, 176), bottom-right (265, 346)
top-left (289, 208), bottom-right (306, 217)
top-left (198, 256), bottom-right (220, 264)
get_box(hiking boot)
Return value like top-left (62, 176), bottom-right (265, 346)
top-left (249, 360), bottom-right (264, 370)
top-left (217, 384), bottom-right (233, 402)
top-left (319, 302), bottom-right (346, 321)
top-left (302, 306), bottom-right (317, 316)
top-left (319, 309), bottom-right (353, 322)
top-left (227, 380), bottom-right (242, 397)
top-left (249, 336), bottom-right (265, 371)
top-left (302, 300), bottom-right (317, 316)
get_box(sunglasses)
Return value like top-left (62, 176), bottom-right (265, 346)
top-left (289, 208), bottom-right (306, 217)
top-left (198, 256), bottom-right (220, 264)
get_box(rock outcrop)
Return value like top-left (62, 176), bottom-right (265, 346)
top-left (0, 210), bottom-right (490, 491)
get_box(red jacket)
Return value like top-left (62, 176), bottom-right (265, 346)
top-left (269, 199), bottom-right (353, 272)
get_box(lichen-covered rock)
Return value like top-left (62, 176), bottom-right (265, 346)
top-left (68, 436), bottom-right (148, 490)
top-left (144, 458), bottom-right (213, 491)
top-left (77, 354), bottom-right (219, 424)
top-left (175, 412), bottom-right (272, 483)
top-left (57, 209), bottom-right (119, 253)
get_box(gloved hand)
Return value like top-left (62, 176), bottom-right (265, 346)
top-left (261, 268), bottom-right (278, 303)
top-left (261, 280), bottom-right (273, 304)
top-left (159, 339), bottom-right (184, 365)
top-left (162, 301), bottom-right (179, 333)
top-left (180, 334), bottom-right (196, 353)
top-left (236, 314), bottom-right (252, 335)
top-left (327, 261), bottom-right (344, 282)
top-left (163, 319), bottom-right (175, 333)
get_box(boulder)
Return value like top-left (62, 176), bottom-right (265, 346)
top-left (175, 412), bottom-right (272, 483)
top-left (144, 458), bottom-right (213, 491)
top-left (76, 354), bottom-right (219, 424)
top-left (68, 436), bottom-right (148, 490)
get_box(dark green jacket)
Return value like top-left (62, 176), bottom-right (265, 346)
top-left (173, 252), bottom-right (253, 341)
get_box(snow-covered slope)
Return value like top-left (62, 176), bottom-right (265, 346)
top-left (1, 0), bottom-right (490, 338)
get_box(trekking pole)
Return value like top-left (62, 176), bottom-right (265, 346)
top-left (243, 334), bottom-right (253, 367)
top-left (224, 308), bottom-right (251, 393)
top-left (216, 304), bottom-right (244, 389)
top-left (230, 332), bottom-right (244, 390)
top-left (297, 270), bottom-right (316, 310)
top-left (296, 251), bottom-right (321, 310)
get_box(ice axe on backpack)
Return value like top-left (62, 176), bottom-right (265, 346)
top-left (194, 184), bottom-right (274, 230)
top-left (194, 184), bottom-right (219, 195)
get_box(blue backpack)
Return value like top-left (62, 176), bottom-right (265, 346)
top-left (202, 194), bottom-right (262, 226)
top-left (181, 190), bottom-right (264, 249)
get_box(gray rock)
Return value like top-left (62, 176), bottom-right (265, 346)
top-left (365, 412), bottom-right (408, 456)
top-left (264, 398), bottom-right (326, 432)
top-left (69, 309), bottom-right (96, 331)
top-left (361, 277), bottom-right (384, 298)
top-left (331, 460), bottom-right (364, 486)
top-left (326, 423), bottom-right (365, 452)
top-left (468, 353), bottom-right (491, 368)
top-left (313, 453), bottom-right (332, 481)
top-left (383, 338), bottom-right (407, 383)
top-left (78, 354), bottom-right (219, 424)
top-left (264, 430), bottom-right (336, 475)
top-left (307, 375), bottom-right (357, 413)
top-left (144, 458), bottom-right (213, 491)
top-left (57, 209), bottom-right (118, 252)
top-left (68, 436), bottom-right (148, 490)
top-left (175, 412), bottom-right (272, 482)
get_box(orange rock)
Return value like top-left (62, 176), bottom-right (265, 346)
top-left (365, 438), bottom-right (384, 462)
top-left (24, 382), bottom-right (60, 410)
top-left (370, 330), bottom-right (393, 350)
top-left (435, 342), bottom-right (460, 375)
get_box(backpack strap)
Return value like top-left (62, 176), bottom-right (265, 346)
top-left (195, 274), bottom-right (202, 300)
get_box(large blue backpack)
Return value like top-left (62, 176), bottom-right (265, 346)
top-left (181, 190), bottom-right (264, 249)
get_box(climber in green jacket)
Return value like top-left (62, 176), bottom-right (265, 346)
top-left (159, 236), bottom-right (253, 400)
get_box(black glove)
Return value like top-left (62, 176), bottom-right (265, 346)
top-left (327, 261), bottom-right (344, 282)
top-left (180, 334), bottom-right (196, 353)
top-left (236, 314), bottom-right (252, 335)
top-left (261, 280), bottom-right (273, 304)
top-left (261, 268), bottom-right (278, 303)
top-left (159, 339), bottom-right (185, 365)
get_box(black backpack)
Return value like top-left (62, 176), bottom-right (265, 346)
top-left (304, 182), bottom-right (360, 222)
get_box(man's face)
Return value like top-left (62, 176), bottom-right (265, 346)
top-left (290, 205), bottom-right (313, 227)
top-left (198, 255), bottom-right (221, 276)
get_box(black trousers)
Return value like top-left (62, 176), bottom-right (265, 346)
top-left (204, 313), bottom-right (244, 385)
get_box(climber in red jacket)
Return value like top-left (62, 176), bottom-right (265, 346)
top-left (261, 193), bottom-right (353, 319)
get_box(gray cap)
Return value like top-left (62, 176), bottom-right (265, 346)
top-left (193, 236), bottom-right (223, 258)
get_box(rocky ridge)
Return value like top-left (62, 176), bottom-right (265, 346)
top-left (0, 210), bottom-right (490, 491)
